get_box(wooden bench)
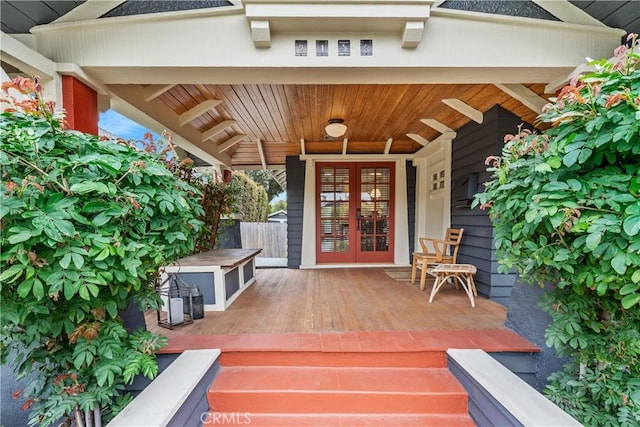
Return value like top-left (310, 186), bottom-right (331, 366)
top-left (161, 248), bottom-right (262, 311)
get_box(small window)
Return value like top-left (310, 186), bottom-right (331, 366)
top-left (431, 169), bottom-right (445, 191)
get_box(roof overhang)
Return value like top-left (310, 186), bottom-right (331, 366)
top-left (19, 1), bottom-right (625, 168)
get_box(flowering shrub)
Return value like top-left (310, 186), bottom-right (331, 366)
top-left (474, 35), bottom-right (640, 425)
top-left (0, 77), bottom-right (203, 426)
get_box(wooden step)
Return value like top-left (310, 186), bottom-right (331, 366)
top-left (220, 350), bottom-right (446, 368)
top-left (202, 412), bottom-right (476, 426)
top-left (208, 366), bottom-right (468, 414)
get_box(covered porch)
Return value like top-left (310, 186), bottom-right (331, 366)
top-left (145, 267), bottom-right (509, 336)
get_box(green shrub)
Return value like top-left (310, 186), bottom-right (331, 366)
top-left (0, 77), bottom-right (203, 425)
top-left (474, 35), bottom-right (640, 425)
top-left (230, 171), bottom-right (269, 222)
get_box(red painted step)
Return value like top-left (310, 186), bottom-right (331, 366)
top-left (220, 350), bottom-right (446, 368)
top-left (208, 366), bottom-right (468, 414)
top-left (202, 412), bottom-right (476, 426)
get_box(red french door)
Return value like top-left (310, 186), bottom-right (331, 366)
top-left (316, 162), bottom-right (394, 263)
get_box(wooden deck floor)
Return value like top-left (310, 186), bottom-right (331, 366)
top-left (146, 267), bottom-right (507, 337)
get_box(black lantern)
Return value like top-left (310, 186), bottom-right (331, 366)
top-left (183, 286), bottom-right (205, 320)
top-left (156, 273), bottom-right (194, 329)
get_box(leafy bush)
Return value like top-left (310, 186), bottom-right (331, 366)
top-left (0, 77), bottom-right (203, 425)
top-left (474, 35), bottom-right (640, 425)
top-left (230, 171), bottom-right (269, 222)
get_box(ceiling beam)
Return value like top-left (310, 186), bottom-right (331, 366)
top-left (235, 164), bottom-right (286, 171)
top-left (342, 138), bottom-right (348, 155)
top-left (143, 84), bottom-right (176, 102)
top-left (179, 99), bottom-right (222, 126)
top-left (269, 169), bottom-right (286, 191)
top-left (494, 84), bottom-right (548, 114)
top-left (256, 138), bottom-right (267, 170)
top-left (442, 98), bottom-right (483, 124)
top-left (107, 84), bottom-right (231, 166)
top-left (384, 138), bottom-right (393, 155)
top-left (202, 120), bottom-right (236, 142)
top-left (407, 133), bottom-right (429, 146)
top-left (420, 118), bottom-right (453, 134)
top-left (218, 134), bottom-right (246, 152)
top-left (1, 32), bottom-right (56, 79)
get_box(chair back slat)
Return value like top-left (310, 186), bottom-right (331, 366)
top-left (443, 228), bottom-right (464, 263)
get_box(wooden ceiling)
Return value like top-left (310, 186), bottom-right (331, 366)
top-left (155, 82), bottom-right (550, 168)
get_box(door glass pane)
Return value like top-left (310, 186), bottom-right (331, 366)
top-left (360, 166), bottom-right (390, 253)
top-left (319, 167), bottom-right (350, 253)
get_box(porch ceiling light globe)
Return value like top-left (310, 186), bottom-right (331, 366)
top-left (325, 118), bottom-right (347, 138)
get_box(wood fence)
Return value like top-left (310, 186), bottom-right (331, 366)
top-left (240, 222), bottom-right (287, 258)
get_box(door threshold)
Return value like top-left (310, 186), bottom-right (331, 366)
top-left (300, 263), bottom-right (410, 270)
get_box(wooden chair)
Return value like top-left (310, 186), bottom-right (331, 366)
top-left (411, 228), bottom-right (464, 291)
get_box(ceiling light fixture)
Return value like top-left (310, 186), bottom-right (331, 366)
top-left (325, 118), bottom-right (347, 138)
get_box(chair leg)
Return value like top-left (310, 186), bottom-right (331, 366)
top-left (411, 259), bottom-right (418, 284)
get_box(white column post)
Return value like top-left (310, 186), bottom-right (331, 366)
top-left (300, 159), bottom-right (316, 267)
top-left (394, 160), bottom-right (410, 265)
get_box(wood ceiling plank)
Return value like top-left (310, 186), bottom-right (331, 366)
top-left (182, 84), bottom-right (207, 105)
top-left (297, 85), bottom-right (315, 142)
top-left (389, 84), bottom-right (441, 140)
top-left (257, 85), bottom-right (289, 142)
top-left (308, 85), bottom-right (325, 141)
top-left (170, 85), bottom-right (197, 115)
top-left (244, 85), bottom-right (280, 142)
top-left (336, 85), bottom-right (361, 141)
top-left (283, 85), bottom-right (306, 140)
top-left (157, 89), bottom-right (182, 112)
top-left (319, 84), bottom-right (334, 140)
top-left (272, 85), bottom-right (300, 142)
top-left (231, 85), bottom-right (274, 142)
top-left (329, 84), bottom-right (348, 120)
top-left (215, 85), bottom-right (262, 141)
top-left (347, 84), bottom-right (378, 140)
top-left (366, 84), bottom-right (412, 140)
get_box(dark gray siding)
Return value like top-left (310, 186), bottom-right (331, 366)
top-left (406, 161), bottom-right (417, 262)
top-left (451, 106), bottom-right (528, 305)
top-left (505, 282), bottom-right (569, 390)
top-left (286, 156), bottom-right (305, 268)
